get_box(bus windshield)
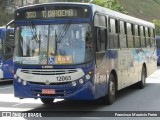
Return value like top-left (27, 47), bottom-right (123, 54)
top-left (14, 23), bottom-right (93, 65)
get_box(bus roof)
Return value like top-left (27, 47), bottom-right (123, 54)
top-left (15, 2), bottom-right (154, 28)
top-left (91, 4), bottom-right (155, 28)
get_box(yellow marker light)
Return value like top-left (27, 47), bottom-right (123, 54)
top-left (88, 71), bottom-right (92, 75)
top-left (12, 70), bottom-right (15, 74)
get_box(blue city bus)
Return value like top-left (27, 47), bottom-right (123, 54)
top-left (13, 3), bottom-right (157, 105)
top-left (156, 36), bottom-right (160, 65)
top-left (0, 27), bottom-right (14, 81)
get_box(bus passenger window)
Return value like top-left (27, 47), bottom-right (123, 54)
top-left (96, 27), bottom-right (106, 51)
top-left (110, 19), bottom-right (116, 33)
top-left (119, 21), bottom-right (127, 48)
top-left (145, 27), bottom-right (150, 47)
top-left (134, 25), bottom-right (140, 48)
top-left (150, 29), bottom-right (155, 47)
top-left (109, 18), bottom-right (119, 49)
top-left (127, 23), bottom-right (134, 48)
top-left (140, 26), bottom-right (145, 47)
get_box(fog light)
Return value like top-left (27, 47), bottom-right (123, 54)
top-left (18, 78), bottom-right (21, 83)
top-left (14, 74), bottom-right (17, 79)
top-left (85, 74), bottom-right (91, 80)
top-left (72, 81), bottom-right (76, 86)
top-left (79, 79), bottom-right (84, 84)
top-left (22, 80), bottom-right (27, 86)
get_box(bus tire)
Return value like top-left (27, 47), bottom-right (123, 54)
top-left (40, 98), bottom-right (55, 104)
top-left (101, 74), bottom-right (116, 105)
top-left (137, 66), bottom-right (146, 89)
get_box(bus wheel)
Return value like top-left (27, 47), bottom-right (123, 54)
top-left (137, 66), bottom-right (146, 89)
top-left (101, 74), bottom-right (116, 105)
top-left (107, 74), bottom-right (116, 105)
top-left (40, 98), bottom-right (55, 104)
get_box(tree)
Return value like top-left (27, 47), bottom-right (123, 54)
top-left (152, 19), bottom-right (160, 35)
top-left (0, 0), bottom-right (15, 26)
top-left (0, 0), bottom-right (128, 25)
top-left (92, 0), bottom-right (128, 14)
top-left (63, 0), bottom-right (128, 14)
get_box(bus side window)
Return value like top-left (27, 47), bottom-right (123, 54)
top-left (127, 23), bottom-right (134, 48)
top-left (150, 28), bottom-right (155, 47)
top-left (109, 18), bottom-right (119, 49)
top-left (96, 27), bottom-right (106, 52)
top-left (140, 26), bottom-right (145, 48)
top-left (134, 25), bottom-right (140, 48)
top-left (94, 14), bottom-right (107, 52)
top-left (5, 29), bottom-right (14, 60)
top-left (145, 27), bottom-right (150, 47)
top-left (119, 21), bottom-right (127, 48)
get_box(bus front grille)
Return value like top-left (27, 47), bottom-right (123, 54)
top-left (20, 69), bottom-right (78, 75)
top-left (29, 81), bottom-right (69, 85)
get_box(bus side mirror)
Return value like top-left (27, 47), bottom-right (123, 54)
top-left (5, 20), bottom-right (14, 38)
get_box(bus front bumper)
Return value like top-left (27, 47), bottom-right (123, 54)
top-left (13, 79), bottom-right (96, 100)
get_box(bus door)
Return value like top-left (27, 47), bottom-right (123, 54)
top-left (94, 14), bottom-right (108, 96)
top-left (3, 29), bottom-right (14, 79)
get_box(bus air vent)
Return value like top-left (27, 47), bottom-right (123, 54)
top-left (20, 69), bottom-right (78, 75)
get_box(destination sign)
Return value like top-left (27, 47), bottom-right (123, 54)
top-left (26, 9), bottom-right (77, 19)
top-left (15, 6), bottom-right (90, 20)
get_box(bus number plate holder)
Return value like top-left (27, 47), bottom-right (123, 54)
top-left (42, 89), bottom-right (56, 94)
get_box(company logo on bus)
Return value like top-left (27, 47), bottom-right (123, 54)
top-left (42, 66), bottom-right (53, 68)
top-left (45, 80), bottom-right (50, 85)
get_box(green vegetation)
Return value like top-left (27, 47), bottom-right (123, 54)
top-left (119, 0), bottom-right (160, 21)
top-left (0, 11), bottom-right (13, 26)
top-left (64, 0), bottom-right (127, 13)
top-left (92, 0), bottom-right (127, 14)
top-left (152, 19), bottom-right (160, 35)
top-left (119, 0), bottom-right (160, 35)
top-left (0, 0), bottom-right (14, 26)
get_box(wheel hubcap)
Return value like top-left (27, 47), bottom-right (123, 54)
top-left (110, 81), bottom-right (115, 96)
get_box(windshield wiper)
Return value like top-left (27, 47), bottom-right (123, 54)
top-left (28, 21), bottom-right (41, 56)
top-left (29, 21), bottom-right (39, 43)
top-left (55, 30), bottom-right (58, 55)
top-left (57, 20), bottom-right (71, 43)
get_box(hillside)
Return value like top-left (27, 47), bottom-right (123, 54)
top-left (119, 0), bottom-right (160, 22)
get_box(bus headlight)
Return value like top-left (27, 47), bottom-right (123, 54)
top-left (22, 81), bottom-right (27, 86)
top-left (85, 74), bottom-right (91, 80)
top-left (14, 74), bottom-right (17, 79)
top-left (18, 78), bottom-right (22, 83)
top-left (79, 79), bottom-right (84, 84)
top-left (72, 81), bottom-right (76, 86)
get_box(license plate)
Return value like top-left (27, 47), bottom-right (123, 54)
top-left (42, 89), bottom-right (56, 94)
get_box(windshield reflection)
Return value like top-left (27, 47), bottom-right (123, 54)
top-left (14, 23), bottom-right (93, 65)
